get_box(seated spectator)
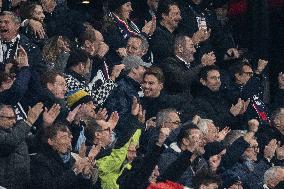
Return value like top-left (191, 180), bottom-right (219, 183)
top-left (157, 124), bottom-right (207, 187)
top-left (160, 35), bottom-right (215, 101)
top-left (264, 166), bottom-right (284, 189)
top-left (103, 0), bottom-right (156, 64)
top-left (190, 65), bottom-right (247, 129)
top-left (19, 2), bottom-right (48, 48)
top-left (42, 36), bottom-right (71, 72)
top-left (30, 122), bottom-right (96, 189)
top-left (227, 58), bottom-right (270, 125)
top-left (0, 103), bottom-right (43, 189)
top-left (150, 0), bottom-right (181, 65)
top-left (104, 55), bottom-right (147, 121)
top-left (222, 137), bottom-right (272, 189)
top-left (65, 49), bottom-right (119, 106)
top-left (141, 67), bottom-right (184, 120)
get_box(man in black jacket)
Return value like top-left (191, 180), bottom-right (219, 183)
top-left (191, 65), bottom-right (247, 129)
top-left (30, 122), bottom-right (95, 189)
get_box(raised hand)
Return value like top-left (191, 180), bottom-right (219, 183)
top-left (15, 46), bottom-right (29, 68)
top-left (230, 98), bottom-right (244, 117)
top-left (248, 119), bottom-right (259, 133)
top-left (142, 16), bottom-right (156, 36)
top-left (95, 108), bottom-right (108, 121)
top-left (43, 104), bottom-right (61, 127)
top-left (96, 111), bottom-right (119, 130)
top-left (27, 102), bottom-right (44, 125)
top-left (201, 51), bottom-right (216, 66)
top-left (116, 48), bottom-right (127, 58)
top-left (192, 28), bottom-right (211, 45)
top-left (146, 117), bottom-right (156, 130)
top-left (88, 144), bottom-right (101, 160)
top-left (256, 59), bottom-right (268, 74)
top-left (217, 127), bottom-right (231, 141)
top-left (28, 19), bottom-right (45, 39)
top-left (110, 64), bottom-right (125, 81)
top-left (264, 139), bottom-right (278, 160)
top-left (225, 48), bottom-right (239, 60)
top-left (66, 104), bottom-right (81, 123)
top-left (149, 165), bottom-right (159, 183)
top-left (156, 127), bottom-right (171, 147)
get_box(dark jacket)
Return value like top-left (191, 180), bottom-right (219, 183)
top-left (141, 90), bottom-right (185, 120)
top-left (150, 24), bottom-right (176, 65)
top-left (160, 56), bottom-right (203, 100)
top-left (0, 120), bottom-right (31, 189)
top-left (271, 89), bottom-right (284, 110)
top-left (158, 142), bottom-right (208, 187)
top-left (30, 144), bottom-right (92, 189)
top-left (104, 76), bottom-right (141, 121)
top-left (192, 86), bottom-right (244, 129)
top-left (221, 158), bottom-right (270, 189)
top-left (118, 144), bottom-right (165, 189)
top-left (0, 67), bottom-right (31, 105)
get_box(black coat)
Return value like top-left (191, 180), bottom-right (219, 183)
top-left (192, 86), bottom-right (244, 129)
top-left (0, 121), bottom-right (31, 189)
top-left (160, 56), bottom-right (203, 100)
top-left (150, 24), bottom-right (177, 65)
top-left (30, 144), bottom-right (92, 189)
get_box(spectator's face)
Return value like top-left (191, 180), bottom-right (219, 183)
top-left (228, 182), bottom-right (243, 189)
top-left (185, 128), bottom-right (205, 155)
top-left (215, 5), bottom-right (229, 18)
top-left (118, 2), bottom-right (133, 21)
top-left (0, 105), bottom-right (16, 129)
top-left (41, 0), bottom-right (57, 13)
top-left (266, 168), bottom-right (284, 188)
top-left (127, 143), bottom-right (137, 162)
top-left (96, 127), bottom-right (112, 148)
top-left (31, 5), bottom-right (45, 23)
top-left (0, 15), bottom-right (20, 42)
top-left (147, 0), bottom-right (159, 11)
top-left (132, 65), bottom-right (146, 84)
top-left (47, 75), bottom-right (67, 99)
top-left (235, 65), bottom-right (253, 85)
top-left (80, 59), bottom-right (91, 75)
top-left (163, 112), bottom-right (181, 130)
top-left (126, 38), bottom-right (145, 57)
top-left (57, 36), bottom-right (70, 53)
top-left (273, 109), bottom-right (284, 135)
top-left (142, 74), bottom-right (163, 97)
top-left (180, 37), bottom-right (196, 62)
top-left (162, 5), bottom-right (181, 29)
top-left (278, 72), bottom-right (284, 88)
top-left (205, 122), bottom-right (218, 142)
top-left (0, 76), bottom-right (14, 92)
top-left (243, 139), bottom-right (259, 162)
top-left (200, 183), bottom-right (219, 189)
top-left (201, 70), bottom-right (221, 92)
top-left (48, 130), bottom-right (72, 154)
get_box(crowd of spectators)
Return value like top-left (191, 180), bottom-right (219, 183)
top-left (0, 0), bottom-right (283, 188)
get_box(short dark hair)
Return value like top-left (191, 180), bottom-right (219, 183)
top-left (84, 119), bottom-right (102, 144)
top-left (42, 122), bottom-right (70, 143)
top-left (174, 35), bottom-right (189, 51)
top-left (229, 59), bottom-right (252, 77)
top-left (66, 49), bottom-right (90, 69)
top-left (78, 28), bottom-right (97, 44)
top-left (129, 34), bottom-right (149, 52)
top-left (156, 0), bottom-right (178, 22)
top-left (143, 67), bottom-right (165, 83)
top-left (19, 2), bottom-right (40, 20)
top-left (176, 123), bottom-right (199, 146)
top-left (192, 171), bottom-right (222, 189)
top-left (199, 65), bottom-right (220, 81)
top-left (41, 70), bottom-right (64, 87)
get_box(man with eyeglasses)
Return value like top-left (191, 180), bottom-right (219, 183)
top-left (0, 102), bottom-right (44, 189)
top-left (221, 136), bottom-right (274, 189)
top-left (226, 58), bottom-right (270, 126)
top-left (189, 65), bottom-right (247, 130)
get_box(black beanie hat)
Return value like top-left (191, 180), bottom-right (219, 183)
top-left (109, 0), bottom-right (131, 12)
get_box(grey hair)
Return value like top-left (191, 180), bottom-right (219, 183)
top-left (196, 119), bottom-right (213, 134)
top-left (0, 11), bottom-right (21, 24)
top-left (129, 34), bottom-right (149, 52)
top-left (264, 166), bottom-right (283, 185)
top-left (156, 108), bottom-right (178, 127)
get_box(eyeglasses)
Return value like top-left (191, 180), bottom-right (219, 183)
top-left (165, 121), bottom-right (181, 125)
top-left (248, 145), bottom-right (259, 151)
top-left (242, 72), bottom-right (254, 77)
